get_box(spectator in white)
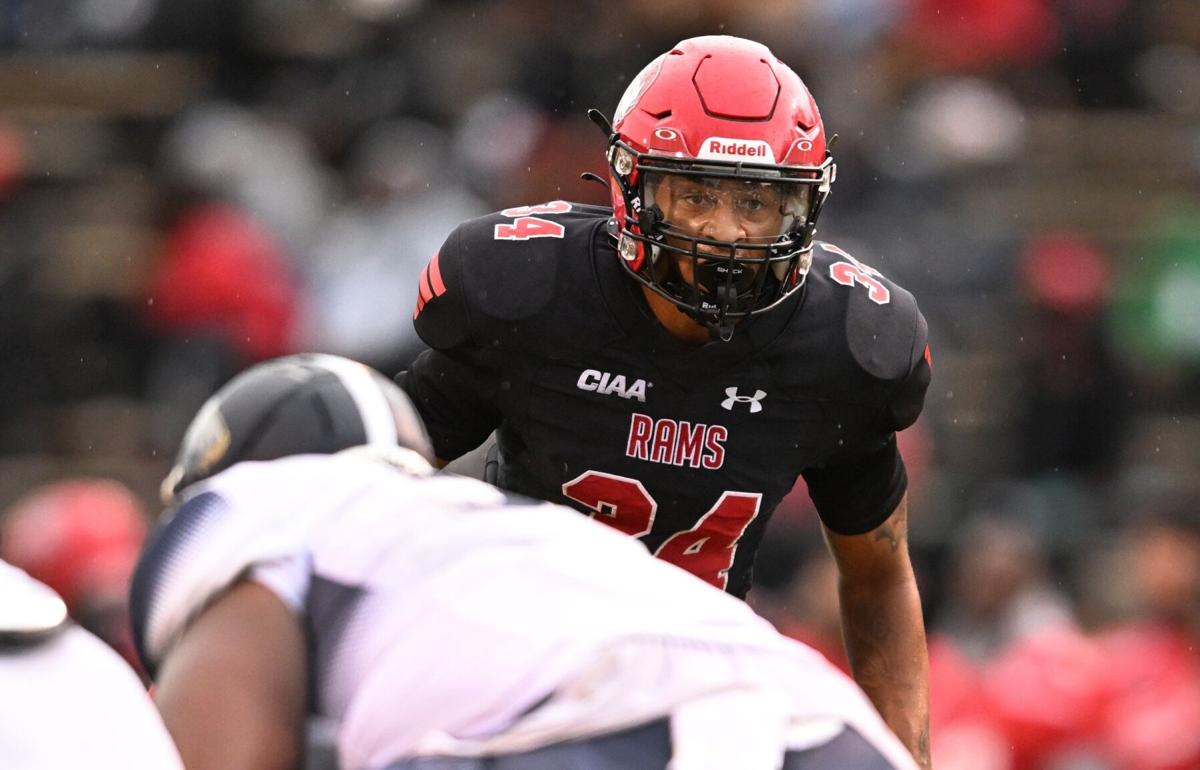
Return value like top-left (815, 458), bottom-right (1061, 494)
top-left (131, 353), bottom-right (918, 770)
top-left (299, 119), bottom-right (487, 372)
top-left (933, 509), bottom-right (1074, 663)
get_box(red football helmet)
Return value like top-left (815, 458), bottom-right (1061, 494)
top-left (603, 36), bottom-right (835, 339)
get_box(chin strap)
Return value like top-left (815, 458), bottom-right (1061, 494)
top-left (660, 282), bottom-right (737, 342)
top-left (658, 267), bottom-right (743, 344)
top-left (709, 318), bottom-right (736, 343)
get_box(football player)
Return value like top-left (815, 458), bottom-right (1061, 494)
top-left (399, 35), bottom-right (933, 767)
top-left (131, 353), bottom-right (918, 770)
top-left (0, 559), bottom-right (183, 769)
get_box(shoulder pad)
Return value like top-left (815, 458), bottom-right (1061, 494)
top-left (130, 456), bottom-right (395, 676)
top-left (812, 241), bottom-right (927, 382)
top-left (0, 561), bottom-right (69, 648)
top-left (412, 202), bottom-right (611, 351)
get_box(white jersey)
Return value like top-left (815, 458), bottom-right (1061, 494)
top-left (131, 450), bottom-right (914, 770)
top-left (0, 561), bottom-right (183, 770)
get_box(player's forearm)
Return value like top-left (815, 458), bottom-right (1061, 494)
top-left (839, 570), bottom-right (931, 769)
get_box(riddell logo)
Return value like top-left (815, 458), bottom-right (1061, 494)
top-left (699, 138), bottom-right (776, 163)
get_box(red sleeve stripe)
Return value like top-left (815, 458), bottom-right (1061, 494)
top-left (923, 344), bottom-right (932, 368)
top-left (428, 250), bottom-right (446, 295)
top-left (415, 250), bottom-right (448, 319)
top-left (413, 251), bottom-right (446, 320)
top-left (418, 265), bottom-right (434, 304)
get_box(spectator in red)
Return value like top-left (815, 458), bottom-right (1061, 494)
top-left (141, 198), bottom-right (302, 451)
top-left (897, 0), bottom-right (1058, 73)
top-left (767, 541), bottom-right (852, 676)
top-left (1016, 232), bottom-right (1129, 482)
top-left (0, 478), bottom-right (149, 671)
top-left (144, 200), bottom-right (298, 364)
top-left (1093, 506), bottom-right (1200, 770)
top-left (926, 636), bottom-right (1014, 770)
top-left (929, 510), bottom-right (1097, 769)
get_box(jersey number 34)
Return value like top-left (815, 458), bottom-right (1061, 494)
top-left (493, 201), bottom-right (572, 241)
top-left (562, 470), bottom-right (760, 591)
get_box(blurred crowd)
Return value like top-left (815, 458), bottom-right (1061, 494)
top-left (1, 1), bottom-right (1198, 768)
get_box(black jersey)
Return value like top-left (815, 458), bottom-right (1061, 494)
top-left (401, 201), bottom-right (930, 597)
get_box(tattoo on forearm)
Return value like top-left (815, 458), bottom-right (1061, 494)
top-left (872, 523), bottom-right (903, 553)
top-left (843, 604), bottom-right (893, 688)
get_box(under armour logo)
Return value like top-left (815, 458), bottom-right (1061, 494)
top-left (721, 387), bottom-right (766, 413)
